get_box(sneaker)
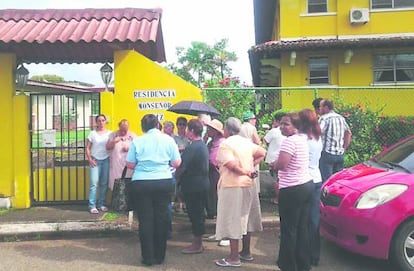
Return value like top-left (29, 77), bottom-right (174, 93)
top-left (204, 234), bottom-right (217, 242)
top-left (218, 239), bottom-right (230, 247)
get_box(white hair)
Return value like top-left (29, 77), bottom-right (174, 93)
top-left (225, 117), bottom-right (242, 136)
top-left (198, 113), bottom-right (211, 125)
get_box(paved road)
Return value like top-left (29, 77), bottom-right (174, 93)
top-left (0, 227), bottom-right (394, 271)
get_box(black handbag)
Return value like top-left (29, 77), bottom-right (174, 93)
top-left (111, 167), bottom-right (132, 212)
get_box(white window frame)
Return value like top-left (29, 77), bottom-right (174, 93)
top-left (308, 0), bottom-right (328, 13)
top-left (371, 0), bottom-right (414, 9)
top-left (308, 57), bottom-right (330, 85)
top-left (373, 53), bottom-right (414, 84)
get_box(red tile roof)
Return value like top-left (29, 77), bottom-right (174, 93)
top-left (248, 36), bottom-right (414, 86)
top-left (0, 8), bottom-right (166, 64)
top-left (250, 36), bottom-right (414, 55)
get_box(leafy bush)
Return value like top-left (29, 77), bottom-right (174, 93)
top-left (335, 101), bottom-right (383, 167)
top-left (374, 116), bottom-right (414, 147)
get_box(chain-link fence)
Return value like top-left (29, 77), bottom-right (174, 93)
top-left (202, 86), bottom-right (414, 167)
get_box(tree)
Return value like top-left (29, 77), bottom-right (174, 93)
top-left (30, 74), bottom-right (65, 83)
top-left (169, 39), bottom-right (237, 87)
top-left (203, 77), bottom-right (254, 123)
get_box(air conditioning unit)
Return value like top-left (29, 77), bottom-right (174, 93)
top-left (350, 8), bottom-right (369, 24)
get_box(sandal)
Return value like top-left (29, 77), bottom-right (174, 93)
top-left (239, 254), bottom-right (254, 261)
top-left (181, 246), bottom-right (204, 254)
top-left (99, 206), bottom-right (108, 212)
top-left (90, 208), bottom-right (99, 214)
top-left (215, 258), bottom-right (241, 267)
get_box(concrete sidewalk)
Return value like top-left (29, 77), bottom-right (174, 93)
top-left (0, 199), bottom-right (279, 240)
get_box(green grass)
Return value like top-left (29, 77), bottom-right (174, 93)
top-left (103, 212), bottom-right (119, 221)
top-left (0, 208), bottom-right (12, 216)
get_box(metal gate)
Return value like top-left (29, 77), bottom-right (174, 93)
top-left (30, 93), bottom-right (100, 205)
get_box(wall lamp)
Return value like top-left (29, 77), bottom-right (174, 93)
top-left (16, 64), bottom-right (29, 87)
top-left (100, 63), bottom-right (113, 91)
top-left (290, 51), bottom-right (297, 66)
top-left (344, 49), bottom-right (354, 64)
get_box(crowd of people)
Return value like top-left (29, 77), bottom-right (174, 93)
top-left (84, 97), bottom-right (352, 270)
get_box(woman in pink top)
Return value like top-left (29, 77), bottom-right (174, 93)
top-left (106, 119), bottom-right (136, 191)
top-left (205, 119), bottom-right (225, 219)
top-left (270, 112), bottom-right (313, 271)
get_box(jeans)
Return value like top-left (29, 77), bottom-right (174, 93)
top-left (129, 179), bottom-right (173, 265)
top-left (277, 181), bottom-right (313, 271)
top-left (309, 182), bottom-right (322, 264)
top-left (319, 151), bottom-right (344, 182)
top-left (88, 157), bottom-right (109, 209)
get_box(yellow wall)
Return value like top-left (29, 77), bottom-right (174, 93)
top-left (279, 1), bottom-right (414, 38)
top-left (102, 50), bottom-right (203, 134)
top-left (13, 94), bottom-right (31, 208)
top-left (0, 54), bottom-right (31, 208)
top-left (0, 54), bottom-right (15, 198)
top-left (281, 88), bottom-right (414, 116)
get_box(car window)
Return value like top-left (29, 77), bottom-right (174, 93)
top-left (377, 137), bottom-right (414, 173)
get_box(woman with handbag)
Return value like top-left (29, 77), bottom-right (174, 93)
top-left (106, 119), bottom-right (136, 190)
top-left (106, 119), bottom-right (136, 211)
top-left (126, 114), bottom-right (181, 266)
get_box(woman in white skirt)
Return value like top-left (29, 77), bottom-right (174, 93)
top-left (214, 117), bottom-right (266, 268)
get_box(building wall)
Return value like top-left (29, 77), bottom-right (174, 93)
top-left (101, 50), bottom-right (203, 134)
top-left (279, 0), bottom-right (414, 38)
top-left (281, 88), bottom-right (414, 116)
top-left (0, 54), bottom-right (15, 199)
top-left (0, 54), bottom-right (31, 208)
top-left (276, 1), bottom-right (414, 115)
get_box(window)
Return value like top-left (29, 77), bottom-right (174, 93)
top-left (373, 54), bottom-right (414, 83)
top-left (308, 0), bottom-right (328, 13)
top-left (309, 57), bottom-right (329, 85)
top-left (372, 0), bottom-right (414, 9)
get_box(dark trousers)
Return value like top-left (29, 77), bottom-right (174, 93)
top-left (183, 190), bottom-right (207, 236)
top-left (277, 181), bottom-right (313, 271)
top-left (319, 151), bottom-right (344, 182)
top-left (206, 165), bottom-right (219, 217)
top-left (129, 179), bottom-right (173, 264)
top-left (309, 182), bottom-right (322, 264)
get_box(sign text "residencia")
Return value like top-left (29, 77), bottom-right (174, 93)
top-left (133, 90), bottom-right (176, 99)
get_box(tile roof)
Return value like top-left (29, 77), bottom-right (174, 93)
top-left (0, 8), bottom-right (166, 64)
top-left (249, 36), bottom-right (414, 56)
top-left (248, 36), bottom-right (414, 87)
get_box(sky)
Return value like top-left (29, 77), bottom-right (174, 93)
top-left (0, 0), bottom-right (255, 86)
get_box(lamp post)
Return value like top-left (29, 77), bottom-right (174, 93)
top-left (100, 63), bottom-right (113, 91)
top-left (16, 64), bottom-right (29, 88)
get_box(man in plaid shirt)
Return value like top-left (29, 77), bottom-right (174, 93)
top-left (318, 99), bottom-right (352, 182)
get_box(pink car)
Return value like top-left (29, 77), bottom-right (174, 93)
top-left (320, 135), bottom-right (414, 271)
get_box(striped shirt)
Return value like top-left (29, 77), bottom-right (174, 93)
top-left (278, 134), bottom-right (311, 189)
top-left (319, 111), bottom-right (350, 155)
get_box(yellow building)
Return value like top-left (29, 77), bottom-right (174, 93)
top-left (249, 0), bottom-right (414, 113)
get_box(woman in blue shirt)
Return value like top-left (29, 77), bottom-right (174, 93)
top-left (126, 114), bottom-right (181, 267)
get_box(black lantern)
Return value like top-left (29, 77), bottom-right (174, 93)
top-left (16, 64), bottom-right (29, 87)
top-left (100, 63), bottom-right (113, 91)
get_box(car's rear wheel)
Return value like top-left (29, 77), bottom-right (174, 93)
top-left (391, 220), bottom-right (414, 271)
